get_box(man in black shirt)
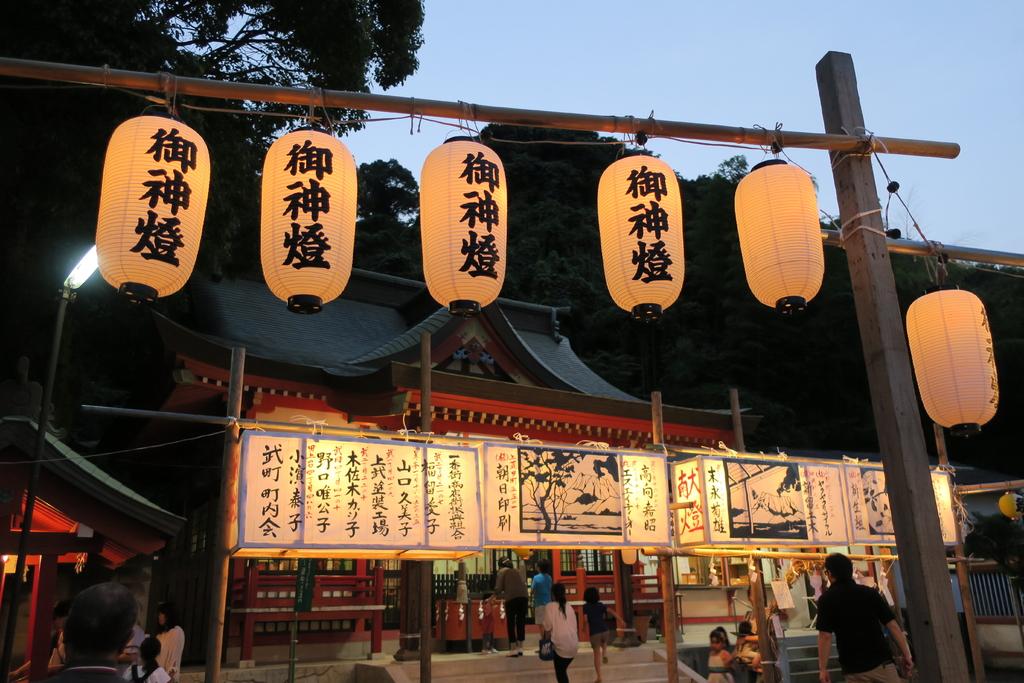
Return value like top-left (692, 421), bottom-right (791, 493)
top-left (816, 553), bottom-right (913, 682)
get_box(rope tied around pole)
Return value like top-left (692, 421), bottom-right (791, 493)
top-left (158, 71), bottom-right (178, 117)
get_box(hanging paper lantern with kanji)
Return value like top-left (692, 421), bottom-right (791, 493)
top-left (906, 288), bottom-right (999, 436)
top-left (261, 128), bottom-right (357, 313)
top-left (96, 114), bottom-right (210, 303)
top-left (597, 155), bottom-right (684, 321)
top-left (734, 159), bottom-right (823, 315)
top-left (420, 137), bottom-right (507, 316)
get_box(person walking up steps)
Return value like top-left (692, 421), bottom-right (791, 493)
top-left (582, 587), bottom-right (625, 683)
top-left (816, 553), bottom-right (913, 682)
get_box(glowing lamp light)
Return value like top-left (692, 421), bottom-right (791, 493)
top-left (96, 114), bottom-right (210, 303)
top-left (597, 155), bottom-right (684, 322)
top-left (261, 128), bottom-right (357, 313)
top-left (64, 246), bottom-right (99, 290)
top-left (906, 288), bottom-right (999, 436)
top-left (999, 492), bottom-right (1021, 520)
top-left (420, 137), bottom-right (507, 316)
top-left (734, 159), bottom-right (823, 315)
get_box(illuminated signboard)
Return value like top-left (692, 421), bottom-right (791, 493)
top-left (482, 443), bottom-right (670, 548)
top-left (672, 454), bottom-right (956, 547)
top-left (237, 433), bottom-right (481, 559)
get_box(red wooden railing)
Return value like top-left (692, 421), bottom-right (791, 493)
top-left (227, 562), bottom-right (385, 661)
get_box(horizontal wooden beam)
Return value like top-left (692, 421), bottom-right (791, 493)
top-left (0, 531), bottom-right (104, 555)
top-left (0, 56), bottom-right (959, 159)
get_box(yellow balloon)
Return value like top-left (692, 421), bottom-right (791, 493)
top-left (998, 492), bottom-right (1020, 519)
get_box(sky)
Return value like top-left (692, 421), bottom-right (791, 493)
top-left (342, 0), bottom-right (1024, 255)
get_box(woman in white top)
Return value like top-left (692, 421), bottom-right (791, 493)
top-left (542, 583), bottom-right (578, 683)
top-left (155, 603), bottom-right (185, 682)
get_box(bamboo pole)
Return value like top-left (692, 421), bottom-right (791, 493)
top-left (820, 229), bottom-right (1024, 269)
top-left (933, 423), bottom-right (987, 683)
top-left (957, 480), bottom-right (1024, 496)
top-left (0, 56), bottom-right (960, 158)
top-left (205, 346), bottom-right (246, 683)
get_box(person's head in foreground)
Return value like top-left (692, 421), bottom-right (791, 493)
top-left (824, 552), bottom-right (854, 582)
top-left (63, 582), bottom-right (138, 665)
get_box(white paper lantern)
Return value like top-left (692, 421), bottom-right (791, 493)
top-left (420, 137), bottom-right (507, 316)
top-left (597, 155), bottom-right (684, 321)
top-left (906, 288), bottom-right (999, 435)
top-left (261, 128), bottom-right (357, 313)
top-left (96, 114), bottom-right (210, 302)
top-left (734, 159), bottom-right (823, 314)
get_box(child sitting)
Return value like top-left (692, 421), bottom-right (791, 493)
top-left (708, 627), bottom-right (734, 683)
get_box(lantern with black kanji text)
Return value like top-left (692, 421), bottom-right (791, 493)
top-left (906, 288), bottom-right (999, 436)
top-left (597, 155), bottom-right (684, 321)
top-left (96, 114), bottom-right (210, 303)
top-left (420, 137), bottom-right (507, 316)
top-left (734, 159), bottom-right (823, 315)
top-left (261, 128), bottom-right (357, 313)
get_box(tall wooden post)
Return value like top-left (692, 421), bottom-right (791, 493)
top-left (729, 388), bottom-right (745, 451)
top-left (934, 423), bottom-right (986, 682)
top-left (748, 558), bottom-right (779, 683)
top-left (817, 51), bottom-right (969, 680)
top-left (419, 333), bottom-right (433, 683)
top-left (650, 391), bottom-right (678, 683)
top-left (205, 346), bottom-right (245, 683)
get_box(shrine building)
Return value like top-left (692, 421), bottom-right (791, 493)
top-left (142, 269), bottom-right (759, 664)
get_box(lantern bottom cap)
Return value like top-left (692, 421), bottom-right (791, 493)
top-left (630, 304), bottom-right (663, 323)
top-left (449, 300), bottom-right (481, 317)
top-left (951, 423), bottom-right (982, 437)
top-left (287, 295), bottom-right (323, 314)
top-left (118, 282), bottom-right (158, 305)
top-left (775, 296), bottom-right (807, 316)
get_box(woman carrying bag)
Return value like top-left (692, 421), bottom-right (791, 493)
top-left (541, 583), bottom-right (578, 683)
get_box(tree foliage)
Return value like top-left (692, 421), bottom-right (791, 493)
top-left (0, 0), bottom-right (424, 429)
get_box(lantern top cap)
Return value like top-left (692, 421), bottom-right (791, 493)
top-left (749, 158), bottom-right (789, 172)
top-left (289, 124), bottom-right (332, 135)
top-left (136, 109), bottom-right (186, 124)
top-left (444, 135), bottom-right (483, 145)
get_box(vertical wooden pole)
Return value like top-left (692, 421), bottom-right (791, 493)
top-left (658, 556), bottom-right (679, 683)
top-left (0, 290), bottom-right (69, 679)
top-left (816, 51), bottom-right (969, 681)
top-left (650, 391), bottom-right (677, 683)
top-left (419, 332), bottom-right (432, 683)
top-left (728, 388), bottom-right (745, 452)
top-left (749, 558), bottom-right (780, 683)
top-left (26, 555), bottom-right (56, 682)
top-left (934, 423), bottom-right (986, 682)
top-left (205, 346), bottom-right (245, 683)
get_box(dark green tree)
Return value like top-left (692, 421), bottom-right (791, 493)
top-left (0, 0), bottom-right (424, 430)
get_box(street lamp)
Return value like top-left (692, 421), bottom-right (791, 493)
top-left (0, 246), bottom-right (98, 676)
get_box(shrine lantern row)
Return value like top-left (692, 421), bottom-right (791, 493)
top-left (236, 432), bottom-right (670, 559)
top-left (93, 116), bottom-right (1000, 435)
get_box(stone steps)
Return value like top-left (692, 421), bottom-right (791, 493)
top-left (363, 645), bottom-right (692, 683)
